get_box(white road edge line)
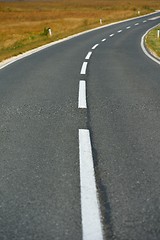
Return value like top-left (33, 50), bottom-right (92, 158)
top-left (79, 129), bottom-right (104, 240)
top-left (80, 62), bottom-right (88, 74)
top-left (102, 38), bottom-right (106, 42)
top-left (92, 44), bottom-right (99, 50)
top-left (85, 52), bottom-right (92, 60)
top-left (78, 81), bottom-right (87, 108)
top-left (141, 23), bottom-right (160, 65)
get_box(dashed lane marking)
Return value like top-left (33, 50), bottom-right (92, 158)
top-left (80, 62), bottom-right (88, 75)
top-left (149, 16), bottom-right (160, 20)
top-left (79, 129), bottom-right (104, 240)
top-left (78, 81), bottom-right (87, 109)
top-left (85, 52), bottom-right (92, 60)
top-left (92, 44), bottom-right (99, 50)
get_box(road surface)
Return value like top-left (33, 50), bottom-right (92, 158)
top-left (0, 11), bottom-right (160, 240)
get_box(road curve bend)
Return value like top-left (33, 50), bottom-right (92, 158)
top-left (0, 11), bottom-right (160, 240)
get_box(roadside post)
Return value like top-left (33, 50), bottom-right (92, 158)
top-left (44, 27), bottom-right (53, 37)
top-left (48, 28), bottom-right (52, 36)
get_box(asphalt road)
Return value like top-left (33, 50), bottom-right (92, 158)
top-left (0, 12), bottom-right (160, 240)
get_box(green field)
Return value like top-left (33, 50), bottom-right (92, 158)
top-left (0, 0), bottom-right (160, 62)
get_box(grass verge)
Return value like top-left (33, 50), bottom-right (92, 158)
top-left (145, 25), bottom-right (160, 58)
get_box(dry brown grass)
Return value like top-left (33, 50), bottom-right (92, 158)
top-left (0, 0), bottom-right (160, 61)
top-left (145, 26), bottom-right (160, 58)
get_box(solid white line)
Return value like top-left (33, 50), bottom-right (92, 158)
top-left (78, 81), bottom-right (87, 108)
top-left (80, 62), bottom-right (88, 74)
top-left (117, 30), bottom-right (122, 33)
top-left (135, 23), bottom-right (139, 25)
top-left (141, 23), bottom-right (160, 65)
top-left (92, 44), bottom-right (99, 50)
top-left (102, 38), bottom-right (106, 42)
top-left (109, 34), bottom-right (114, 37)
top-left (79, 129), bottom-right (103, 240)
top-left (85, 52), bottom-right (92, 60)
top-left (126, 26), bottom-right (131, 29)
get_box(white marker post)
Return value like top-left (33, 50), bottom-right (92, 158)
top-left (157, 30), bottom-right (160, 39)
top-left (48, 28), bottom-right (52, 36)
top-left (100, 19), bottom-right (102, 25)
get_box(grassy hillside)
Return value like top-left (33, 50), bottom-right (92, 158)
top-left (0, 0), bottom-right (160, 62)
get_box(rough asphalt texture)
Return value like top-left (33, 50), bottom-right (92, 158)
top-left (0, 12), bottom-right (160, 240)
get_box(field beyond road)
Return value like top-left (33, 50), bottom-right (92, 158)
top-left (0, 0), bottom-right (160, 62)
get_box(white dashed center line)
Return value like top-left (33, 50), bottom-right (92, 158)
top-left (149, 16), bottom-right (160, 20)
top-left (79, 129), bottom-right (104, 240)
top-left (92, 44), bottom-right (99, 50)
top-left (85, 52), bottom-right (92, 60)
top-left (77, 11), bottom-right (157, 240)
top-left (78, 81), bottom-right (87, 109)
top-left (80, 62), bottom-right (88, 75)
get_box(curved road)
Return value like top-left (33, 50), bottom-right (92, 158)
top-left (0, 11), bottom-right (160, 240)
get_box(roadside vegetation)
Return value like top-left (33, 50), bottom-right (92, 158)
top-left (0, 0), bottom-right (160, 62)
top-left (145, 26), bottom-right (160, 58)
